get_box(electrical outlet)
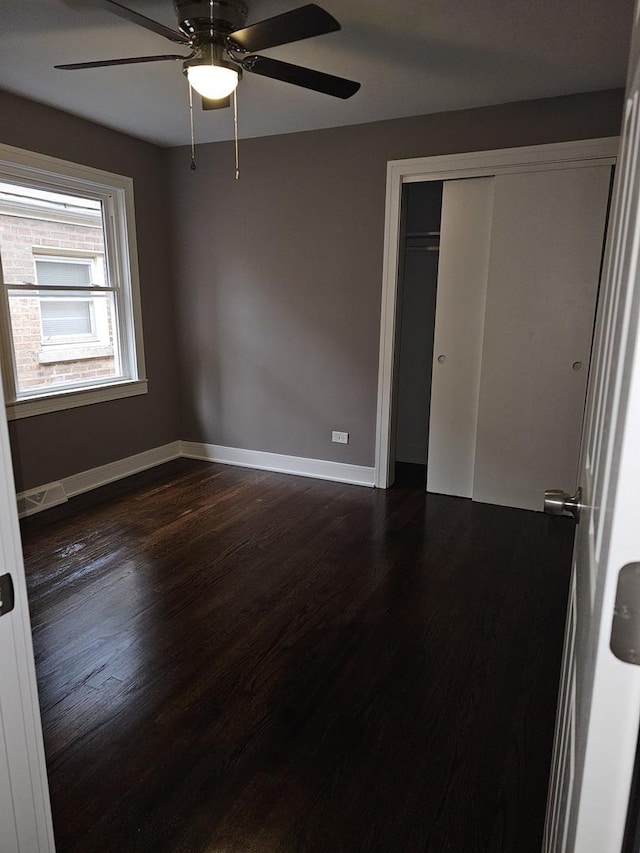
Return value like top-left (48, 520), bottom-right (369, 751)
top-left (332, 431), bottom-right (349, 445)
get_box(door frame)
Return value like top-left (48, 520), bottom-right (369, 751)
top-left (374, 137), bottom-right (620, 488)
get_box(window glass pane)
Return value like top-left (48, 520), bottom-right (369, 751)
top-left (7, 289), bottom-right (120, 395)
top-left (0, 181), bottom-right (105, 288)
top-left (41, 299), bottom-right (92, 338)
top-left (36, 260), bottom-right (93, 288)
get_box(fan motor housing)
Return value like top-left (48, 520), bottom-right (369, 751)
top-left (174, 0), bottom-right (249, 39)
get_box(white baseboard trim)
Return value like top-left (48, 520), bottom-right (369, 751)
top-left (180, 441), bottom-right (376, 488)
top-left (17, 439), bottom-right (375, 518)
top-left (17, 441), bottom-right (182, 517)
top-left (62, 441), bottom-right (182, 499)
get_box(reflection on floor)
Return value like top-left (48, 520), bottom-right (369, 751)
top-left (21, 458), bottom-right (574, 852)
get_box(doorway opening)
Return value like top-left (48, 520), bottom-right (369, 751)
top-left (391, 181), bottom-right (442, 489)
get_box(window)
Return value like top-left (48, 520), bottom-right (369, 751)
top-left (34, 257), bottom-right (113, 359)
top-left (36, 259), bottom-right (100, 345)
top-left (0, 144), bottom-right (146, 419)
top-left (41, 295), bottom-right (94, 340)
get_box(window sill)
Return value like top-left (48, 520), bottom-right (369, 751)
top-left (37, 344), bottom-right (114, 364)
top-left (5, 379), bottom-right (148, 421)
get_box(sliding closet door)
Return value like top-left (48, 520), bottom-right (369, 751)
top-left (473, 166), bottom-right (612, 511)
top-left (427, 177), bottom-right (494, 497)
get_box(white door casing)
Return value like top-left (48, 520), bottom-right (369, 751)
top-left (543, 6), bottom-right (640, 850)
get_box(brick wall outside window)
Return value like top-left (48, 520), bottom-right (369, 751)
top-left (0, 214), bottom-right (116, 390)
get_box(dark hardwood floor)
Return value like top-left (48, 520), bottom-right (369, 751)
top-left (20, 459), bottom-right (574, 852)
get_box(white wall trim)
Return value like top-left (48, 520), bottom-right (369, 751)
top-left (7, 379), bottom-right (148, 421)
top-left (374, 137), bottom-right (621, 489)
top-left (62, 441), bottom-right (181, 499)
top-left (180, 441), bottom-right (376, 487)
top-left (17, 440), bottom-right (375, 518)
top-left (17, 441), bottom-right (181, 517)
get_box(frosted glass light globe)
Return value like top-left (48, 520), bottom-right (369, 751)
top-left (187, 65), bottom-right (239, 100)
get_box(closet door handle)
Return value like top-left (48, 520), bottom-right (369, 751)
top-left (544, 488), bottom-right (582, 522)
top-left (437, 354), bottom-right (447, 364)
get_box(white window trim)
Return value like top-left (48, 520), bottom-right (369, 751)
top-left (5, 380), bottom-right (147, 420)
top-left (0, 142), bottom-right (147, 420)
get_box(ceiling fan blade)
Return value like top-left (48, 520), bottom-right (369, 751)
top-left (242, 55), bottom-right (360, 99)
top-left (87, 0), bottom-right (190, 44)
top-left (228, 4), bottom-right (339, 53)
top-left (55, 54), bottom-right (189, 70)
top-left (201, 95), bottom-right (231, 110)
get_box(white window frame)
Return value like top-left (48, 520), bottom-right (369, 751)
top-left (0, 143), bottom-right (147, 420)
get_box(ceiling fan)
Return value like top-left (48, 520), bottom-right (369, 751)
top-left (56, 0), bottom-right (361, 111)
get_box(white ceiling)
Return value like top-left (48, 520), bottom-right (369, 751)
top-left (0, 0), bottom-right (633, 147)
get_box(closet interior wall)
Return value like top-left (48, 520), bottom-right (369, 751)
top-left (392, 182), bottom-right (442, 486)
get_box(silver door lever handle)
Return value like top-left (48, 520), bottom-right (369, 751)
top-left (544, 487), bottom-right (582, 521)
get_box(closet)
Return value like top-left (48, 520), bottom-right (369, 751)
top-left (390, 161), bottom-right (613, 511)
top-left (392, 182), bottom-right (442, 486)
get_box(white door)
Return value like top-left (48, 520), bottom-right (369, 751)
top-left (426, 165), bottom-right (611, 511)
top-left (427, 176), bottom-right (494, 497)
top-left (543, 8), bottom-right (640, 851)
top-left (0, 367), bottom-right (55, 849)
top-left (473, 165), bottom-right (611, 512)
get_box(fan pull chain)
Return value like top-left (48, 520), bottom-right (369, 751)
top-left (233, 89), bottom-right (240, 181)
top-left (188, 83), bottom-right (197, 170)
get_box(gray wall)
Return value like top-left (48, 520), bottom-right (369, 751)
top-left (0, 88), bottom-right (625, 490)
top-left (0, 90), bottom-right (181, 491)
top-left (166, 89), bottom-right (624, 468)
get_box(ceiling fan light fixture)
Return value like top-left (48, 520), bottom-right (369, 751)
top-left (186, 62), bottom-right (239, 99)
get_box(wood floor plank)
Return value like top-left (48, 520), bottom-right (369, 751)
top-left (20, 460), bottom-right (574, 852)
